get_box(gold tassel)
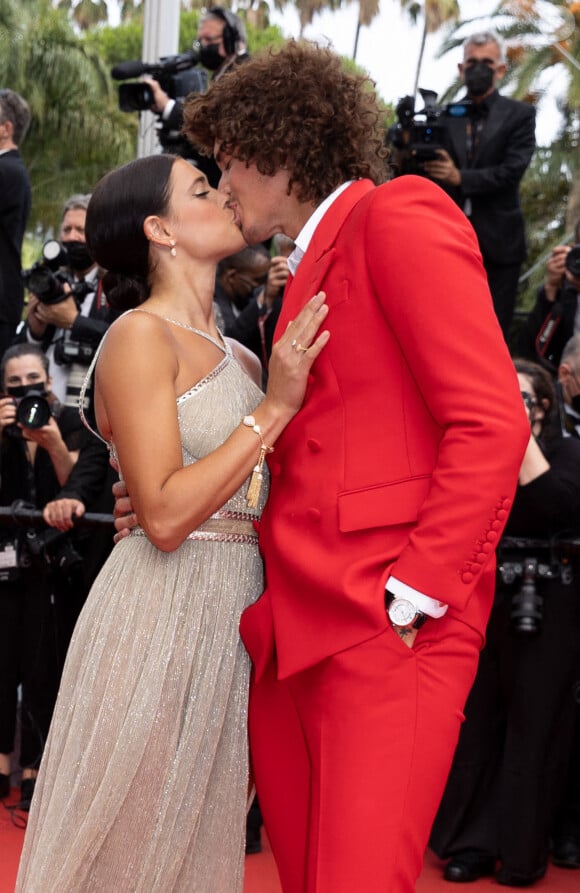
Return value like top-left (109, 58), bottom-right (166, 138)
top-left (246, 462), bottom-right (264, 509)
top-left (242, 415), bottom-right (274, 510)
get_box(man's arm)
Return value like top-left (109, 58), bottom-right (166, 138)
top-left (366, 177), bottom-right (530, 611)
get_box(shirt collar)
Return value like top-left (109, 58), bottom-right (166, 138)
top-left (287, 181), bottom-right (353, 276)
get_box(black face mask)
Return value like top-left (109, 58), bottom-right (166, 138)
top-left (64, 240), bottom-right (93, 272)
top-left (464, 63), bottom-right (494, 98)
top-left (200, 44), bottom-right (223, 72)
top-left (5, 383), bottom-right (48, 399)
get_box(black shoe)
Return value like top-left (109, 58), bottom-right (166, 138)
top-left (0, 772), bottom-right (10, 799)
top-left (443, 850), bottom-right (495, 883)
top-left (18, 777), bottom-right (36, 811)
top-left (552, 836), bottom-right (580, 869)
top-left (495, 864), bottom-right (546, 886)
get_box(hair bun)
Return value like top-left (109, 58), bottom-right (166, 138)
top-left (102, 270), bottom-right (149, 311)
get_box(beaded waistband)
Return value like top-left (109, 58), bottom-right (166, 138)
top-left (130, 509), bottom-right (259, 545)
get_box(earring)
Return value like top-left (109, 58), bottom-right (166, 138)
top-left (169, 239), bottom-right (177, 258)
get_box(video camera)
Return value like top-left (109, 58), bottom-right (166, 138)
top-left (111, 48), bottom-right (207, 113)
top-left (388, 88), bottom-right (474, 173)
top-left (22, 240), bottom-right (94, 307)
top-left (498, 535), bottom-right (579, 636)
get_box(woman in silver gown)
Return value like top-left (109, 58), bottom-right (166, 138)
top-left (15, 153), bottom-right (329, 892)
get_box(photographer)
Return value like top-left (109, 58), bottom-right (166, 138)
top-left (15, 193), bottom-right (117, 411)
top-left (431, 358), bottom-right (580, 886)
top-left (0, 343), bottom-right (87, 808)
top-left (516, 220), bottom-right (580, 371)
top-left (398, 31), bottom-right (536, 339)
top-left (143, 7), bottom-right (249, 183)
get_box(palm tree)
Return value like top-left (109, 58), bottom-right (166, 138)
top-left (353, 0), bottom-right (380, 61)
top-left (398, 0), bottom-right (460, 99)
top-left (0, 0), bottom-right (136, 233)
top-left (439, 1), bottom-right (580, 234)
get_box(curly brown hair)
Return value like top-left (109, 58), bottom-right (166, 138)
top-left (183, 40), bottom-right (389, 204)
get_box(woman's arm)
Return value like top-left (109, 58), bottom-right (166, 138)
top-left (97, 294), bottom-right (328, 552)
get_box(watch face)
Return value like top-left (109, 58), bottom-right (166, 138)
top-left (388, 598), bottom-right (417, 627)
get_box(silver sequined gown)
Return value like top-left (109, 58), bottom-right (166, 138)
top-left (16, 326), bottom-right (267, 893)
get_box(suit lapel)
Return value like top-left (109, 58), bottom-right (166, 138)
top-left (277, 180), bottom-right (375, 334)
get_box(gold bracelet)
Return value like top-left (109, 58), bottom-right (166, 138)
top-left (242, 415), bottom-right (274, 508)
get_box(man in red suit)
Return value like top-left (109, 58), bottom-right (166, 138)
top-left (182, 41), bottom-right (530, 891)
top-left (102, 40), bottom-right (530, 892)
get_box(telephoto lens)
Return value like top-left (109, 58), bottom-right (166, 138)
top-left (510, 557), bottom-right (543, 635)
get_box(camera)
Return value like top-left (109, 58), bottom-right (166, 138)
top-left (507, 557), bottom-right (545, 636)
top-left (388, 88), bottom-right (473, 173)
top-left (111, 48), bottom-right (207, 113)
top-left (565, 245), bottom-right (580, 278)
top-left (22, 240), bottom-right (92, 306)
top-left (498, 540), bottom-right (576, 636)
top-left (25, 527), bottom-right (83, 574)
top-left (9, 389), bottom-right (62, 430)
top-left (53, 338), bottom-right (97, 367)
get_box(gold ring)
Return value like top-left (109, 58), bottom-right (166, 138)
top-left (294, 342), bottom-right (309, 353)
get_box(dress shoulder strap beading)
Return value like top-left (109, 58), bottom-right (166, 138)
top-left (157, 315), bottom-right (230, 355)
top-left (78, 324), bottom-right (111, 445)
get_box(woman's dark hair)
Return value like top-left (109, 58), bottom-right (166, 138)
top-left (1, 343), bottom-right (49, 390)
top-left (85, 154), bottom-right (177, 311)
top-left (513, 357), bottom-right (559, 446)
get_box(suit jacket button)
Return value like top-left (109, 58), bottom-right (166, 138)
top-left (307, 508), bottom-right (321, 523)
top-left (461, 571), bottom-right (474, 584)
top-left (307, 438), bottom-right (322, 453)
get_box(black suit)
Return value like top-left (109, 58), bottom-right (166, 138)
top-left (440, 90), bottom-right (536, 335)
top-left (0, 148), bottom-right (31, 356)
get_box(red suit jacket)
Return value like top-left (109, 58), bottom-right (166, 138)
top-left (241, 176), bottom-right (530, 679)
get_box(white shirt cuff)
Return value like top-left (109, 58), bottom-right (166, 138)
top-left (161, 98), bottom-right (176, 121)
top-left (386, 576), bottom-right (448, 618)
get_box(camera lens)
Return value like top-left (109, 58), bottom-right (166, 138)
top-left (509, 558), bottom-right (543, 636)
top-left (118, 82), bottom-right (154, 112)
top-left (565, 246), bottom-right (580, 279)
top-left (16, 395), bottom-right (52, 429)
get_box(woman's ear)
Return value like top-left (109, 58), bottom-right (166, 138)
top-left (143, 215), bottom-right (165, 244)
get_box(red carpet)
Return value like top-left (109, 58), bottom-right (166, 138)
top-left (1, 786), bottom-right (578, 892)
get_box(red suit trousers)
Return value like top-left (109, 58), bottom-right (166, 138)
top-left (248, 615), bottom-right (482, 892)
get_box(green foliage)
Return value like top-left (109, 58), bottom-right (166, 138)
top-left (517, 145), bottom-right (571, 313)
top-left (1, 0), bottom-right (136, 237)
top-left (84, 18), bottom-right (143, 65)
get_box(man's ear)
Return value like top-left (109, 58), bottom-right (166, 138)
top-left (494, 63), bottom-right (507, 84)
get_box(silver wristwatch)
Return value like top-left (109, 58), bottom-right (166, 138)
top-left (385, 593), bottom-right (428, 630)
